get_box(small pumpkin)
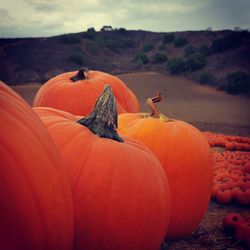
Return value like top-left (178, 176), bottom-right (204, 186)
top-left (34, 86), bottom-right (170, 250)
top-left (0, 81), bottom-right (73, 250)
top-left (215, 189), bottom-right (233, 204)
top-left (222, 213), bottom-right (244, 235)
top-left (244, 163), bottom-right (250, 174)
top-left (235, 221), bottom-right (250, 248)
top-left (234, 188), bottom-right (250, 206)
top-left (118, 93), bottom-right (214, 239)
top-left (33, 68), bottom-right (140, 115)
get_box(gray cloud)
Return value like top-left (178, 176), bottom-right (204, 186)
top-left (0, 8), bottom-right (18, 37)
top-left (0, 8), bottom-right (15, 23)
top-left (23, 0), bottom-right (62, 12)
top-left (204, 0), bottom-right (250, 27)
top-left (0, 0), bottom-right (249, 37)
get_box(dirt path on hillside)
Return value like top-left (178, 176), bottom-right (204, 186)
top-left (10, 82), bottom-right (41, 105)
top-left (10, 72), bottom-right (250, 136)
top-left (119, 72), bottom-right (250, 136)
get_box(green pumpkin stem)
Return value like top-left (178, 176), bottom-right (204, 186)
top-left (77, 85), bottom-right (124, 143)
top-left (70, 68), bottom-right (89, 82)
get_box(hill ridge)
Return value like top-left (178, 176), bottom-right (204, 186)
top-left (0, 29), bottom-right (249, 95)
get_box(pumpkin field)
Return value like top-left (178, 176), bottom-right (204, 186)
top-left (1, 71), bottom-right (250, 249)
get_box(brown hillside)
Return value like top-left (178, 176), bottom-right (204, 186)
top-left (1, 29), bottom-right (249, 95)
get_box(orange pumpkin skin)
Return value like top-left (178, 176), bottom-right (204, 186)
top-left (118, 114), bottom-right (214, 239)
top-left (33, 70), bottom-right (139, 115)
top-left (0, 82), bottom-right (73, 250)
top-left (33, 106), bottom-right (171, 250)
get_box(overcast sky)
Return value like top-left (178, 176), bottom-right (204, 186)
top-left (0, 0), bottom-right (250, 38)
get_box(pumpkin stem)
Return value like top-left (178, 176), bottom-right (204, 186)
top-left (145, 92), bottom-right (172, 121)
top-left (70, 68), bottom-right (89, 82)
top-left (146, 92), bottom-right (162, 118)
top-left (77, 85), bottom-right (124, 143)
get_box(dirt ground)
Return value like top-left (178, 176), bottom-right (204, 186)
top-left (10, 72), bottom-right (250, 249)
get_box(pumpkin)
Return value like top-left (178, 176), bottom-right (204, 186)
top-left (215, 189), bottom-right (233, 204)
top-left (33, 68), bottom-right (140, 115)
top-left (234, 188), bottom-right (250, 206)
top-left (235, 221), bottom-right (250, 247)
top-left (0, 81), bottom-right (73, 250)
top-left (118, 93), bottom-right (214, 239)
top-left (33, 86), bottom-right (170, 250)
top-left (222, 213), bottom-right (244, 235)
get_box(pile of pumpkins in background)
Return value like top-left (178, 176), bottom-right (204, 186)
top-left (203, 132), bottom-right (250, 206)
top-left (0, 68), bottom-right (249, 249)
top-left (204, 132), bottom-right (250, 247)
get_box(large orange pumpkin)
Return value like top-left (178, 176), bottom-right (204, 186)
top-left (118, 93), bottom-right (214, 239)
top-left (33, 68), bottom-right (140, 115)
top-left (0, 81), bottom-right (73, 250)
top-left (33, 86), bottom-right (170, 250)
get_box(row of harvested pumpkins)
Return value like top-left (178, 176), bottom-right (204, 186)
top-left (203, 131), bottom-right (250, 151)
top-left (0, 69), bottom-right (214, 250)
top-left (211, 150), bottom-right (250, 205)
top-left (203, 132), bottom-right (250, 205)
